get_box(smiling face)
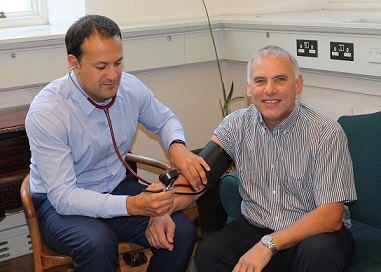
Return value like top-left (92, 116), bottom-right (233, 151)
top-left (246, 55), bottom-right (303, 131)
top-left (68, 33), bottom-right (123, 103)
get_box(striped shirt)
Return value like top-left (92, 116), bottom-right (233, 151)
top-left (214, 101), bottom-right (357, 231)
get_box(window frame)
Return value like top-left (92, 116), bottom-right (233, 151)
top-left (0, 0), bottom-right (48, 29)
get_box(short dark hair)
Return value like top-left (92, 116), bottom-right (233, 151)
top-left (65, 15), bottom-right (122, 62)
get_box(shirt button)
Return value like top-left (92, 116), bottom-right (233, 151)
top-left (271, 164), bottom-right (275, 169)
top-left (272, 190), bottom-right (277, 194)
top-left (275, 216), bottom-right (279, 220)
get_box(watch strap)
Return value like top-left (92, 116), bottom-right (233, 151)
top-left (267, 240), bottom-right (278, 257)
top-left (169, 139), bottom-right (186, 147)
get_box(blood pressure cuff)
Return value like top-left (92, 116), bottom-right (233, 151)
top-left (198, 140), bottom-right (233, 190)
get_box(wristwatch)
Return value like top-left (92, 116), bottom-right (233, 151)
top-left (169, 139), bottom-right (186, 147)
top-left (261, 234), bottom-right (278, 257)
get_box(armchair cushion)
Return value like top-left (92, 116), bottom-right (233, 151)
top-left (345, 219), bottom-right (381, 271)
top-left (219, 172), bottom-right (241, 223)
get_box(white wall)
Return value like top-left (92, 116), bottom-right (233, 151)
top-left (254, 0), bottom-right (322, 14)
top-left (47, 0), bottom-right (257, 27)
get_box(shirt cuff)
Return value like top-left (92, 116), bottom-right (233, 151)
top-left (104, 195), bottom-right (130, 217)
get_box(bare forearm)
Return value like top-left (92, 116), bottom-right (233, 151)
top-left (272, 202), bottom-right (344, 251)
top-left (166, 174), bottom-right (205, 214)
top-left (170, 194), bottom-right (198, 214)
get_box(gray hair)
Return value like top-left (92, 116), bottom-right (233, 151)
top-left (246, 45), bottom-right (300, 84)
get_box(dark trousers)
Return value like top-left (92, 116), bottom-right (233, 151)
top-left (32, 174), bottom-right (196, 272)
top-left (194, 216), bottom-right (355, 272)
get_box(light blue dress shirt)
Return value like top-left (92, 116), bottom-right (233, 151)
top-left (25, 72), bottom-right (185, 218)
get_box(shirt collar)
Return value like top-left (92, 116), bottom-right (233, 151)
top-left (68, 72), bottom-right (119, 116)
top-left (254, 100), bottom-right (300, 136)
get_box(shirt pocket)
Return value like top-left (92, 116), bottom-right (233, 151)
top-left (283, 172), bottom-right (315, 211)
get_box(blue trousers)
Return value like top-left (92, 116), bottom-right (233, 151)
top-left (32, 174), bottom-right (196, 272)
top-left (195, 216), bottom-right (354, 272)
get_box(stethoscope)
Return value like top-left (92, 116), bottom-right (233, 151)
top-left (69, 67), bottom-right (204, 195)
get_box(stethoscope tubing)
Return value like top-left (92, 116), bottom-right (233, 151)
top-left (68, 68), bottom-right (204, 195)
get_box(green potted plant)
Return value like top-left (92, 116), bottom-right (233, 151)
top-left (195, 0), bottom-right (243, 238)
top-left (201, 0), bottom-right (244, 118)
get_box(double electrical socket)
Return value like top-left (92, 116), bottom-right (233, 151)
top-left (297, 39), bottom-right (318, 58)
top-left (330, 42), bottom-right (354, 61)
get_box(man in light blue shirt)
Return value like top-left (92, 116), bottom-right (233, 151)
top-left (26, 15), bottom-right (208, 272)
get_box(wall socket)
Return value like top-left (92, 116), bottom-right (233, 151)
top-left (368, 44), bottom-right (381, 64)
top-left (297, 39), bottom-right (318, 57)
top-left (330, 42), bottom-right (354, 61)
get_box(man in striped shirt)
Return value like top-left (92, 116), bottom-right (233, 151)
top-left (193, 45), bottom-right (357, 271)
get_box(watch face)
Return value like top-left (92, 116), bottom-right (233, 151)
top-left (262, 235), bottom-right (272, 244)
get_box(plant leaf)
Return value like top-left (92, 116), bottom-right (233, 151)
top-left (219, 98), bottom-right (225, 116)
top-left (229, 96), bottom-right (245, 104)
top-left (227, 81), bottom-right (234, 101)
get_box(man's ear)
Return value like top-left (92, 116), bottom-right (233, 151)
top-left (67, 54), bottom-right (79, 69)
top-left (246, 81), bottom-right (252, 98)
top-left (296, 74), bottom-right (304, 95)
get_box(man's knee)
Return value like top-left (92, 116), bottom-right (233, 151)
top-left (67, 219), bottom-right (119, 258)
top-left (297, 231), bottom-right (353, 258)
top-left (194, 233), bottom-right (230, 271)
top-left (79, 230), bottom-right (119, 254)
top-left (293, 231), bottom-right (354, 271)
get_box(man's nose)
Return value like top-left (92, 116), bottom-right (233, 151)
top-left (105, 66), bottom-right (118, 80)
top-left (264, 81), bottom-right (276, 95)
